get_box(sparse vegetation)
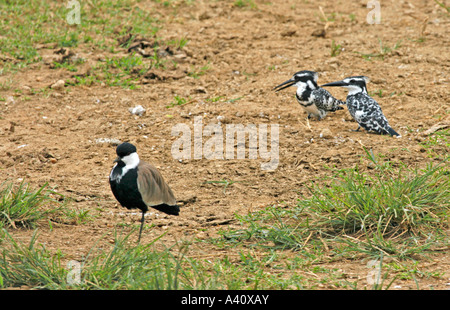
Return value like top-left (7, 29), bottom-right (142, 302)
top-left (0, 181), bottom-right (92, 229)
top-left (205, 179), bottom-right (237, 194)
top-left (0, 229), bottom-right (207, 289)
top-left (211, 150), bottom-right (449, 282)
top-left (330, 40), bottom-right (343, 57)
top-left (0, 151), bottom-right (447, 289)
top-left (434, 0), bottom-right (450, 14)
top-left (0, 0), bottom-right (186, 88)
top-left (0, 181), bottom-right (63, 229)
top-left (166, 95), bottom-right (191, 108)
top-left (188, 63), bottom-right (210, 79)
top-left (419, 128), bottom-right (450, 159)
top-left (356, 39), bottom-right (402, 61)
top-left (233, 0), bottom-right (257, 9)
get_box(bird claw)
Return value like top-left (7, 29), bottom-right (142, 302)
top-left (332, 106), bottom-right (344, 111)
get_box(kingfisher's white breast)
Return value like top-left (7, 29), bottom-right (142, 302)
top-left (302, 104), bottom-right (321, 116)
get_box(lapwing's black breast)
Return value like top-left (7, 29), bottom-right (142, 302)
top-left (109, 166), bottom-right (148, 213)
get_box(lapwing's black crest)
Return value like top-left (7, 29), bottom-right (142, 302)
top-left (109, 142), bottom-right (179, 243)
top-left (322, 76), bottom-right (401, 137)
top-left (273, 70), bottom-right (345, 120)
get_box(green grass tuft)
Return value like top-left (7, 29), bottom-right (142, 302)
top-left (0, 181), bottom-right (63, 229)
top-left (0, 229), bottom-right (216, 289)
top-left (218, 149), bottom-right (449, 260)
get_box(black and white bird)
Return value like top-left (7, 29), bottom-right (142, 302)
top-left (109, 142), bottom-right (179, 243)
top-left (273, 70), bottom-right (345, 120)
top-left (322, 76), bottom-right (401, 137)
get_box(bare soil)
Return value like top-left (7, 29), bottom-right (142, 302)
top-left (1, 0), bottom-right (449, 289)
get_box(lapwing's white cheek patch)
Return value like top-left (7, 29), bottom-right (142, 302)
top-left (122, 153), bottom-right (140, 168)
top-left (110, 153), bottom-right (140, 183)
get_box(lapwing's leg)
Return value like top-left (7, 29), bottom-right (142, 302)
top-left (138, 211), bottom-right (146, 244)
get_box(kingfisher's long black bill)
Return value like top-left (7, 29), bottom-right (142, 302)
top-left (321, 80), bottom-right (347, 87)
top-left (273, 78), bottom-right (296, 92)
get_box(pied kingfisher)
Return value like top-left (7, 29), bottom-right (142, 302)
top-left (273, 70), bottom-right (345, 120)
top-left (322, 76), bottom-right (400, 137)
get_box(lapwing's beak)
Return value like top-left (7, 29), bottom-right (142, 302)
top-left (273, 78), bottom-right (296, 92)
top-left (113, 157), bottom-right (121, 163)
top-left (321, 80), bottom-right (348, 87)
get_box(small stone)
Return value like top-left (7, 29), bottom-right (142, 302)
top-left (51, 80), bottom-right (65, 90)
top-left (129, 105), bottom-right (146, 116)
top-left (21, 85), bottom-right (33, 95)
top-left (320, 128), bottom-right (333, 139)
top-left (281, 28), bottom-right (296, 37)
top-left (95, 138), bottom-right (122, 145)
top-left (311, 29), bottom-right (326, 37)
top-left (6, 96), bottom-right (15, 105)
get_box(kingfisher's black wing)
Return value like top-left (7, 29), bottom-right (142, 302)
top-left (348, 94), bottom-right (400, 137)
top-left (311, 88), bottom-right (345, 112)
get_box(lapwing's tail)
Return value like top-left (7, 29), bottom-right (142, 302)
top-left (152, 203), bottom-right (180, 216)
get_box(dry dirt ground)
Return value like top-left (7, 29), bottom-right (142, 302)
top-left (1, 0), bottom-right (449, 289)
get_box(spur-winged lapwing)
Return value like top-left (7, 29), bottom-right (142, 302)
top-left (109, 142), bottom-right (179, 243)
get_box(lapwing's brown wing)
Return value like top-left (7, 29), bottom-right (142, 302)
top-left (136, 161), bottom-right (177, 207)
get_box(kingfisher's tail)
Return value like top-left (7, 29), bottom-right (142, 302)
top-left (387, 126), bottom-right (401, 138)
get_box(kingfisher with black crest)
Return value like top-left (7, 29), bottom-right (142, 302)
top-left (322, 76), bottom-right (401, 137)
